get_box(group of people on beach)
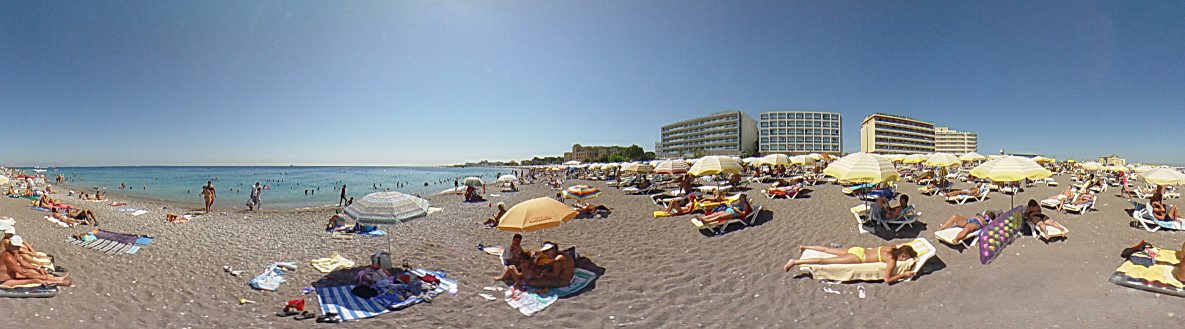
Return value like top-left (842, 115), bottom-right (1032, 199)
top-left (0, 218), bottom-right (72, 287)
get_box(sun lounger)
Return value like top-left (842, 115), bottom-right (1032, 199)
top-left (1062, 194), bottom-right (1096, 214)
top-left (934, 227), bottom-right (980, 247)
top-left (1039, 195), bottom-right (1069, 209)
top-left (875, 205), bottom-right (920, 232)
top-left (762, 187), bottom-right (800, 199)
top-left (945, 186), bottom-right (988, 204)
top-left (842, 183), bottom-right (876, 196)
top-left (1131, 201), bottom-right (1184, 232)
top-left (797, 238), bottom-right (936, 283)
top-left (692, 206), bottom-right (762, 235)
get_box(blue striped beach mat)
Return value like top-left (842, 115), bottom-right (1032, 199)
top-left (66, 231), bottom-right (154, 256)
top-left (316, 268), bottom-right (457, 322)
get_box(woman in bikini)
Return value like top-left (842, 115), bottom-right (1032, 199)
top-left (1024, 199), bottom-right (1069, 238)
top-left (201, 181), bottom-right (216, 213)
top-left (691, 194), bottom-right (750, 224)
top-left (937, 211), bottom-right (996, 243)
top-left (1151, 187), bottom-right (1182, 223)
top-left (783, 243), bottom-right (919, 283)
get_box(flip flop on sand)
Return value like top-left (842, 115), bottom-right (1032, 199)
top-left (275, 307), bottom-right (300, 317)
top-left (294, 311), bottom-right (317, 320)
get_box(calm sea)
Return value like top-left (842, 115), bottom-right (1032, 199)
top-left (40, 166), bottom-right (508, 209)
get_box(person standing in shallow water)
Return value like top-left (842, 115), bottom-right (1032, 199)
top-left (339, 184), bottom-right (348, 207)
top-left (248, 182), bottom-right (262, 211)
top-left (201, 181), bottom-right (216, 213)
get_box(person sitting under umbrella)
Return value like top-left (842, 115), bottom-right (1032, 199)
top-left (464, 185), bottom-right (485, 202)
top-left (482, 203), bottom-right (508, 227)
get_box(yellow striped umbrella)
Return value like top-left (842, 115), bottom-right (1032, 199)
top-left (970, 156), bottom-right (1052, 182)
top-left (689, 156), bottom-right (743, 176)
top-left (959, 152), bottom-right (987, 162)
top-left (790, 155), bottom-right (817, 166)
top-left (925, 153), bottom-right (962, 167)
top-left (756, 154), bottom-right (790, 167)
top-left (1141, 168), bottom-right (1185, 186)
top-left (823, 152), bottom-right (899, 183)
top-left (903, 154), bottom-right (928, 164)
top-left (1105, 165), bottom-right (1128, 172)
top-left (621, 162), bottom-right (654, 174)
top-left (496, 197), bottom-right (578, 233)
top-left (1079, 162), bottom-right (1104, 171)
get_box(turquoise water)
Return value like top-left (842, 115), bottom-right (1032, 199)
top-left (42, 166), bottom-right (509, 209)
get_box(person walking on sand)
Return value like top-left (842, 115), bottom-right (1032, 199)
top-left (248, 182), bottom-right (262, 211)
top-left (201, 181), bottom-right (216, 213)
top-left (339, 184), bottom-right (348, 207)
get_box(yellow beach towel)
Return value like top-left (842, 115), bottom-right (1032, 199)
top-left (310, 252), bottom-right (356, 273)
top-left (1115, 248), bottom-right (1184, 288)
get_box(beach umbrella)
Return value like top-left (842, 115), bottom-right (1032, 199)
top-left (603, 163), bottom-right (621, 169)
top-left (1080, 162), bottom-right (1104, 171)
top-left (0, 175), bottom-right (8, 185)
top-left (823, 152), bottom-right (899, 184)
top-left (497, 197), bottom-right (578, 233)
top-left (563, 160), bottom-right (581, 166)
top-left (1141, 168), bottom-right (1185, 186)
top-left (655, 160), bottom-right (690, 175)
top-left (462, 177), bottom-right (484, 187)
top-left (807, 153), bottom-right (824, 161)
top-left (987, 154), bottom-right (1004, 160)
top-left (621, 162), bottom-right (655, 174)
top-left (757, 154), bottom-right (790, 167)
top-left (563, 185), bottom-right (602, 202)
top-left (1105, 165), bottom-right (1128, 172)
top-left (1134, 165), bottom-right (1156, 173)
top-left (970, 156), bottom-right (1052, 207)
top-left (1066, 159), bottom-right (1076, 163)
top-left (790, 155), bottom-right (817, 166)
top-left (959, 152), bottom-right (987, 162)
top-left (688, 156), bottom-right (743, 177)
top-left (903, 154), bottom-right (928, 164)
top-left (884, 154), bottom-right (906, 163)
top-left (497, 175), bottom-right (518, 183)
top-left (925, 153), bottom-right (962, 167)
top-left (1032, 156), bottom-right (1054, 163)
top-left (342, 192), bottom-right (431, 225)
top-left (342, 192), bottom-right (432, 250)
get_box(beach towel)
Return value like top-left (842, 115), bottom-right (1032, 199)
top-left (316, 268), bottom-right (457, 322)
top-left (310, 253), bottom-right (356, 273)
top-left (43, 216), bottom-right (69, 228)
top-left (1109, 245), bottom-right (1185, 297)
top-left (505, 268), bottom-right (597, 316)
top-left (66, 230), bottom-right (153, 255)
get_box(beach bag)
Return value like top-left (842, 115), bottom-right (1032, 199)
top-left (371, 251), bottom-right (392, 269)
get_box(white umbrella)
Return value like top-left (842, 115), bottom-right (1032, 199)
top-left (757, 154), bottom-right (790, 167)
top-left (462, 177), bottom-right (484, 187)
top-left (1142, 168), bottom-right (1185, 186)
top-left (497, 175), bottom-right (518, 182)
top-left (342, 192), bottom-right (432, 250)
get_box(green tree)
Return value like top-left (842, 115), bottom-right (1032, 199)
top-left (623, 144), bottom-right (645, 161)
top-left (607, 154), bottom-right (628, 163)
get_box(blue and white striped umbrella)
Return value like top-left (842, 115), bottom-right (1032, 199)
top-left (342, 192), bottom-right (431, 225)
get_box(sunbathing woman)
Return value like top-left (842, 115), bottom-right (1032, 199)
top-left (782, 243), bottom-right (919, 283)
top-left (937, 211), bottom-right (996, 243)
top-left (1062, 191), bottom-right (1095, 211)
top-left (65, 209), bottom-right (98, 226)
top-left (1024, 199), bottom-right (1069, 238)
top-left (482, 203), bottom-right (508, 227)
top-left (49, 209), bottom-right (81, 227)
top-left (692, 194), bottom-right (750, 224)
top-left (1152, 187), bottom-right (1182, 222)
top-left (662, 193), bottom-right (698, 216)
top-left (943, 183), bottom-right (983, 198)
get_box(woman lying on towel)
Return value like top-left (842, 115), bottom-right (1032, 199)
top-left (1024, 199), bottom-right (1069, 238)
top-left (782, 243), bottom-right (918, 283)
top-left (691, 194), bottom-right (750, 224)
top-left (937, 211), bottom-right (997, 243)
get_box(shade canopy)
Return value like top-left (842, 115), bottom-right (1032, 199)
top-left (342, 192), bottom-right (431, 225)
top-left (1142, 168), bottom-right (1185, 186)
top-left (689, 156), bottom-right (743, 176)
top-left (655, 160), bottom-right (690, 175)
top-left (497, 175), bottom-right (518, 182)
top-left (969, 156), bottom-right (1052, 182)
top-left (757, 154), bottom-right (790, 167)
top-left (563, 185), bottom-right (602, 202)
top-left (621, 162), bottom-right (655, 174)
top-left (925, 153), bottom-right (962, 167)
top-left (959, 152), bottom-right (987, 162)
top-left (903, 154), bottom-right (928, 164)
top-left (496, 197), bottom-right (578, 233)
top-left (462, 177), bottom-right (484, 187)
top-left (823, 152), bottom-right (899, 183)
top-left (790, 155), bottom-right (817, 166)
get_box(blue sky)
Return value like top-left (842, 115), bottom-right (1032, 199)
top-left (1, 1), bottom-right (1182, 166)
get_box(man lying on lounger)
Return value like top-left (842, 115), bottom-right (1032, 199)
top-left (943, 183), bottom-right (984, 198)
top-left (937, 211), bottom-right (997, 243)
top-left (782, 242), bottom-right (918, 283)
top-left (1, 235), bottom-right (71, 287)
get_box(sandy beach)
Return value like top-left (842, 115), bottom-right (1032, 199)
top-left (0, 173), bottom-right (1181, 328)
